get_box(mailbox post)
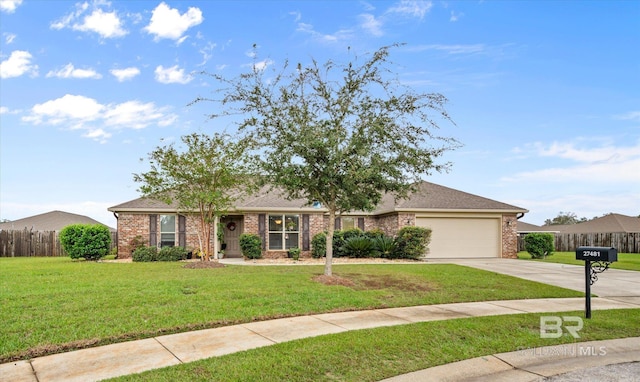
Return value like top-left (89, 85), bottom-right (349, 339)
top-left (575, 246), bottom-right (617, 319)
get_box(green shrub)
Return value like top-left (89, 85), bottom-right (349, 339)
top-left (288, 247), bottom-right (301, 260)
top-left (59, 224), bottom-right (111, 261)
top-left (342, 236), bottom-right (375, 258)
top-left (239, 233), bottom-right (262, 259)
top-left (373, 236), bottom-right (396, 258)
top-left (364, 228), bottom-right (385, 240)
top-left (311, 233), bottom-right (326, 258)
top-left (157, 246), bottom-right (188, 261)
top-left (393, 226), bottom-right (431, 260)
top-left (333, 228), bottom-right (363, 257)
top-left (524, 233), bottom-right (554, 259)
top-left (132, 246), bottom-right (158, 262)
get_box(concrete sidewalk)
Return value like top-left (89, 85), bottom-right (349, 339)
top-left (1, 297), bottom-right (639, 382)
top-left (380, 337), bottom-right (640, 382)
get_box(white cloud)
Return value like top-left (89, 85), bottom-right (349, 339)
top-left (110, 67), bottom-right (140, 81)
top-left (103, 100), bottom-right (172, 129)
top-left (0, 106), bottom-right (8, 114)
top-left (4, 32), bottom-right (16, 44)
top-left (22, 94), bottom-right (104, 127)
top-left (0, 50), bottom-right (38, 78)
top-left (83, 128), bottom-right (112, 143)
top-left (22, 94), bottom-right (178, 139)
top-left (197, 41), bottom-right (216, 66)
top-left (387, 0), bottom-right (433, 19)
top-left (450, 11), bottom-right (463, 22)
top-left (408, 44), bottom-right (487, 55)
top-left (154, 65), bottom-right (193, 84)
top-left (144, 2), bottom-right (203, 42)
top-left (0, 0), bottom-right (22, 13)
top-left (296, 22), bottom-right (354, 43)
top-left (614, 111), bottom-right (640, 122)
top-left (46, 63), bottom-right (102, 79)
top-left (503, 140), bottom-right (640, 184)
top-left (359, 14), bottom-right (384, 36)
top-left (510, 192), bottom-right (640, 226)
top-left (254, 59), bottom-right (274, 71)
top-left (51, 2), bottom-right (127, 39)
top-left (74, 8), bottom-right (127, 38)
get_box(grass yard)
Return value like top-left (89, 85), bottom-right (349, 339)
top-left (518, 251), bottom-right (640, 271)
top-left (0, 257), bottom-right (584, 362)
top-left (109, 309), bottom-right (640, 382)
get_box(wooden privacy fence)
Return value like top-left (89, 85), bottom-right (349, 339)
top-left (0, 229), bottom-right (118, 257)
top-left (518, 233), bottom-right (640, 254)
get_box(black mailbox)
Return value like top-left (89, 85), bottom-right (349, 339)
top-left (576, 246), bottom-right (617, 262)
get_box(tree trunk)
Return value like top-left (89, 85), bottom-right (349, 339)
top-left (212, 215), bottom-right (219, 261)
top-left (325, 209), bottom-right (335, 276)
top-left (201, 213), bottom-right (211, 261)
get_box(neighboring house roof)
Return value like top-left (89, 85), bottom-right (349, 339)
top-left (558, 213), bottom-right (640, 234)
top-left (0, 210), bottom-right (113, 232)
top-left (108, 181), bottom-right (528, 215)
top-left (517, 221), bottom-right (562, 233)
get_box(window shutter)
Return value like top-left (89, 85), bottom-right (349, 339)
top-left (302, 214), bottom-right (310, 251)
top-left (178, 215), bottom-right (186, 248)
top-left (149, 214), bottom-right (157, 247)
top-left (358, 217), bottom-right (365, 231)
top-left (334, 217), bottom-right (341, 230)
top-left (258, 214), bottom-right (266, 250)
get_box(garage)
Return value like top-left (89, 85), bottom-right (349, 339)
top-left (416, 217), bottom-right (501, 258)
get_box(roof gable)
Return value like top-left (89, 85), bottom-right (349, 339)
top-left (560, 213), bottom-right (640, 233)
top-left (0, 211), bottom-right (112, 232)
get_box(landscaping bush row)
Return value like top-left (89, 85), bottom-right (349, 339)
top-left (132, 246), bottom-right (189, 262)
top-left (312, 226), bottom-right (431, 260)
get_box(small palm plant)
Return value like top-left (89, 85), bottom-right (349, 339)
top-left (342, 236), bottom-right (375, 258)
top-left (373, 236), bottom-right (396, 258)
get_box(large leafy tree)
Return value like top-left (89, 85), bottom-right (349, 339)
top-left (543, 211), bottom-right (588, 226)
top-left (196, 44), bottom-right (459, 275)
top-left (133, 132), bottom-right (252, 261)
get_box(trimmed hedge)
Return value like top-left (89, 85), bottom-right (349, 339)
top-left (524, 232), bottom-right (554, 259)
top-left (239, 233), bottom-right (262, 259)
top-left (392, 226), bottom-right (431, 259)
top-left (311, 232), bottom-right (326, 258)
top-left (59, 224), bottom-right (112, 260)
top-left (132, 246), bottom-right (187, 262)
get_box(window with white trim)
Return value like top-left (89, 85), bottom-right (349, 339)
top-left (268, 214), bottom-right (299, 250)
top-left (160, 215), bottom-right (176, 247)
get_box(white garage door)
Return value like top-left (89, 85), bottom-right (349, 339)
top-left (416, 218), bottom-right (501, 258)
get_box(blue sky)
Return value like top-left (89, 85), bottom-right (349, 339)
top-left (1, 0), bottom-right (639, 228)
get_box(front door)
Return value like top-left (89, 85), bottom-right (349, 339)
top-left (221, 216), bottom-right (243, 258)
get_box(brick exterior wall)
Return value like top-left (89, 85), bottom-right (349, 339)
top-left (374, 213), bottom-right (415, 237)
top-left (116, 213), bottom-right (214, 258)
top-left (501, 214), bottom-right (519, 259)
top-left (115, 211), bottom-right (520, 260)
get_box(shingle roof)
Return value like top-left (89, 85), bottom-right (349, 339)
top-left (517, 221), bottom-right (562, 233)
top-left (559, 214), bottom-right (640, 233)
top-left (373, 182), bottom-right (527, 213)
top-left (0, 211), bottom-right (113, 232)
top-left (109, 181), bottom-right (528, 215)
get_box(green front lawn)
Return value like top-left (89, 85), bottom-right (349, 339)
top-left (0, 257), bottom-right (584, 362)
top-left (110, 309), bottom-right (640, 382)
top-left (518, 251), bottom-right (640, 271)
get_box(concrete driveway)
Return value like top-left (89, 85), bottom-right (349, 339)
top-left (429, 258), bottom-right (640, 303)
